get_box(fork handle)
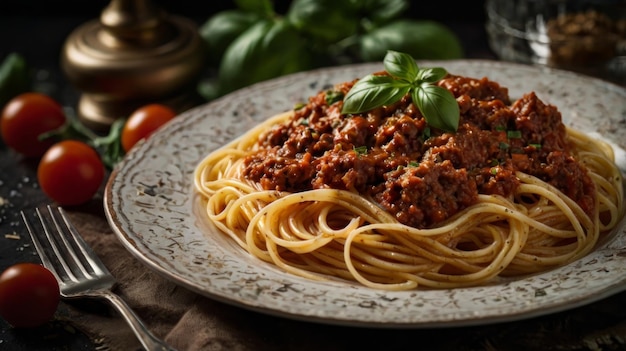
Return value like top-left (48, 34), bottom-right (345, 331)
top-left (99, 290), bottom-right (177, 351)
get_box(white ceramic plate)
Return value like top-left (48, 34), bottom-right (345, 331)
top-left (104, 60), bottom-right (626, 328)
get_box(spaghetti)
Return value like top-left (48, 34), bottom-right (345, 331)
top-left (193, 73), bottom-right (624, 291)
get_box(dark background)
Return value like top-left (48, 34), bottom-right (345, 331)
top-left (0, 0), bottom-right (487, 19)
top-left (0, 0), bottom-right (491, 71)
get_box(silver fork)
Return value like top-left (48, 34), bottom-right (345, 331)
top-left (21, 205), bottom-right (176, 351)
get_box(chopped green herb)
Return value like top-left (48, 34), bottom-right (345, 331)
top-left (507, 130), bottom-right (522, 139)
top-left (529, 143), bottom-right (542, 149)
top-left (423, 126), bottom-right (431, 139)
top-left (499, 142), bottom-right (509, 150)
top-left (409, 161), bottom-right (419, 167)
top-left (325, 90), bottom-right (344, 105)
top-left (353, 145), bottom-right (367, 156)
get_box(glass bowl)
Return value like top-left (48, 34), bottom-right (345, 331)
top-left (485, 0), bottom-right (626, 85)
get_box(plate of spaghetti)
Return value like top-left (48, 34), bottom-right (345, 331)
top-left (105, 58), bottom-right (626, 327)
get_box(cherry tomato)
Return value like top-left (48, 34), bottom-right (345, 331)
top-left (121, 103), bottom-right (176, 153)
top-left (38, 140), bottom-right (105, 206)
top-left (1, 92), bottom-right (66, 157)
top-left (0, 263), bottom-right (60, 328)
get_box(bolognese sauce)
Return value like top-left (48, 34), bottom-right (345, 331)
top-left (243, 74), bottom-right (595, 229)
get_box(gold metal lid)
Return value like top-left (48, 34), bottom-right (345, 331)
top-left (61, 0), bottom-right (207, 131)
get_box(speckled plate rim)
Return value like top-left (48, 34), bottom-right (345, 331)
top-left (104, 60), bottom-right (626, 328)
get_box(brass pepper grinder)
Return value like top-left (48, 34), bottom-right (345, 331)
top-left (61, 0), bottom-right (207, 131)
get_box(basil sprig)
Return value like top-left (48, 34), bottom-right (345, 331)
top-left (341, 50), bottom-right (460, 132)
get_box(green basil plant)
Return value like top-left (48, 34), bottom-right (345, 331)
top-left (198, 0), bottom-right (463, 100)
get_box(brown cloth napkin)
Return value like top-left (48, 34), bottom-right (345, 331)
top-left (62, 207), bottom-right (283, 351)
top-left (60, 206), bottom-right (626, 351)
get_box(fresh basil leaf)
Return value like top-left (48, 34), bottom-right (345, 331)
top-left (358, 20), bottom-right (463, 62)
top-left (383, 50), bottom-right (418, 82)
top-left (341, 50), bottom-right (460, 132)
top-left (0, 53), bottom-right (30, 107)
top-left (218, 19), bottom-right (314, 95)
top-left (417, 67), bottom-right (448, 84)
top-left (412, 85), bottom-right (459, 132)
top-left (199, 10), bottom-right (263, 67)
top-left (235, 0), bottom-right (274, 16)
top-left (352, 0), bottom-right (409, 25)
top-left (341, 74), bottom-right (410, 114)
top-left (287, 0), bottom-right (358, 44)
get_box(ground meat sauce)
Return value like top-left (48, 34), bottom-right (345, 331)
top-left (243, 74), bottom-right (596, 229)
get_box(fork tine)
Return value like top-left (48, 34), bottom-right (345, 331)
top-left (42, 207), bottom-right (89, 280)
top-left (52, 206), bottom-right (111, 277)
top-left (20, 208), bottom-right (65, 282)
top-left (21, 206), bottom-right (109, 285)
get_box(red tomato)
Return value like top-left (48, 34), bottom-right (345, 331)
top-left (38, 140), bottom-right (105, 206)
top-left (0, 263), bottom-right (60, 328)
top-left (1, 92), bottom-right (66, 157)
top-left (121, 103), bottom-right (176, 153)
